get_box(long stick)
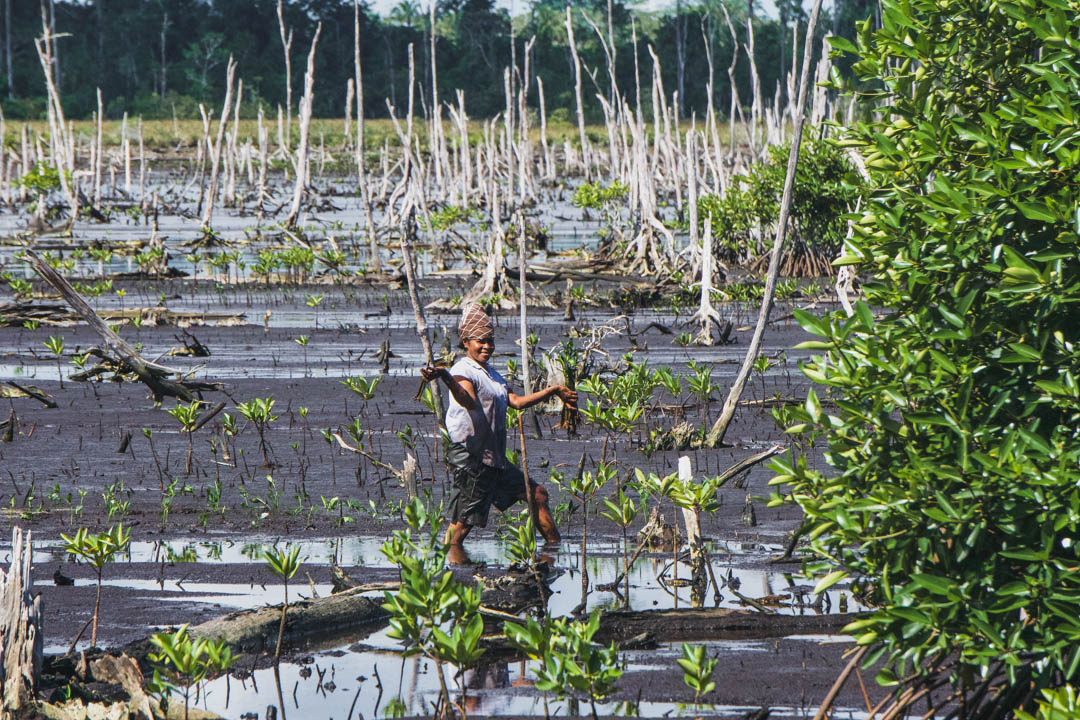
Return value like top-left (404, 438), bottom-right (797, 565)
top-left (399, 208), bottom-right (445, 424)
top-left (518, 212), bottom-right (537, 525)
top-left (705, 0), bottom-right (825, 448)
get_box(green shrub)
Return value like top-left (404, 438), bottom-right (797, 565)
top-left (772, 0), bottom-right (1080, 697)
top-left (696, 137), bottom-right (857, 261)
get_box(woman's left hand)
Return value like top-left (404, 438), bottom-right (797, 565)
top-left (556, 385), bottom-right (578, 409)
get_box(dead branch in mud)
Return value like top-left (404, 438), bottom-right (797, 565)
top-left (0, 381), bottom-right (56, 408)
top-left (23, 249), bottom-right (224, 404)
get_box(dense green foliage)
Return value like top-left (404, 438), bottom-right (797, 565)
top-left (697, 137), bottom-right (858, 260)
top-left (0, 0), bottom-right (870, 121)
top-left (771, 0), bottom-right (1080, 691)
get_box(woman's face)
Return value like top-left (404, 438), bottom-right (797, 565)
top-left (464, 335), bottom-right (495, 365)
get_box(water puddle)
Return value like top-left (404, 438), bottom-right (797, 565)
top-left (22, 535), bottom-right (853, 618)
top-left (192, 638), bottom-right (866, 720)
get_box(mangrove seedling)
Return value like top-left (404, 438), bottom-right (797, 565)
top-left (678, 642), bottom-right (718, 709)
top-left (601, 488), bottom-right (640, 603)
top-left (553, 462), bottom-right (614, 609)
top-left (686, 361), bottom-right (716, 425)
top-left (148, 624), bottom-right (236, 720)
top-left (167, 400), bottom-right (203, 476)
top-left (505, 508), bottom-right (538, 570)
top-left (237, 397), bottom-right (279, 467)
top-left (263, 544), bottom-right (302, 661)
top-left (61, 524), bottom-right (131, 648)
top-left (381, 498), bottom-right (485, 712)
top-left (305, 293), bottom-right (322, 329)
top-left (555, 339), bottom-right (582, 434)
top-left (342, 375), bottom-right (380, 402)
top-left (505, 611), bottom-right (622, 720)
top-left (44, 334), bottom-right (65, 389)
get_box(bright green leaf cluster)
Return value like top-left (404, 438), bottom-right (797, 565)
top-left (776, 0), bottom-right (1080, 690)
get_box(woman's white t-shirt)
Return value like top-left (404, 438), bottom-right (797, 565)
top-left (445, 357), bottom-right (509, 468)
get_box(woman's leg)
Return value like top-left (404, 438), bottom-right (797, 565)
top-left (445, 521), bottom-right (472, 546)
top-left (530, 484), bottom-right (561, 545)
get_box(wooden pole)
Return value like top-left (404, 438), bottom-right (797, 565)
top-left (399, 203), bottom-right (445, 423)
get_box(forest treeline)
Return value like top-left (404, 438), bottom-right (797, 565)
top-left (0, 0), bottom-right (873, 122)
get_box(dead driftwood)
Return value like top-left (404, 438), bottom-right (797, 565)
top-left (0, 381), bottom-right (57, 408)
top-left (1, 527), bottom-right (44, 718)
top-left (23, 249), bottom-right (224, 403)
top-left (0, 302), bottom-right (240, 329)
top-left (331, 562), bottom-right (554, 615)
top-left (120, 586), bottom-right (388, 662)
top-left (592, 607), bottom-right (861, 645)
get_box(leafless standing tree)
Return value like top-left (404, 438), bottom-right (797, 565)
top-left (159, 9), bottom-right (169, 96)
top-left (4, 0), bottom-right (13, 98)
top-left (276, 0), bottom-right (294, 146)
top-left (285, 23), bottom-right (322, 231)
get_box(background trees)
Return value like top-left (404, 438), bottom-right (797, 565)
top-left (0, 0), bottom-right (866, 121)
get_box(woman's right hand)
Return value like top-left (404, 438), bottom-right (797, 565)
top-left (421, 366), bottom-right (447, 382)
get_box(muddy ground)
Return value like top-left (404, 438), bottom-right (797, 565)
top-left (0, 277), bottom-right (871, 718)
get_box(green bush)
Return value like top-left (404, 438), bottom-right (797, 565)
top-left (696, 137), bottom-right (857, 261)
top-left (772, 0), bottom-right (1080, 696)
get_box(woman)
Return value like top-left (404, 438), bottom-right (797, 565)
top-left (421, 303), bottom-right (576, 554)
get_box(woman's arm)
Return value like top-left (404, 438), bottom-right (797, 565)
top-left (508, 384), bottom-right (578, 411)
top-left (421, 366), bottom-right (478, 410)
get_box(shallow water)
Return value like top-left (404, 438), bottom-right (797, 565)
top-left (193, 634), bottom-right (865, 720)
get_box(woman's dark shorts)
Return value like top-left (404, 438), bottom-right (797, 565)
top-left (445, 442), bottom-right (537, 528)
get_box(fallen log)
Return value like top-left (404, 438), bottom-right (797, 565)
top-left (122, 586), bottom-right (389, 661)
top-left (593, 607), bottom-right (861, 645)
top-left (331, 561), bottom-right (554, 614)
top-left (23, 249), bottom-right (223, 404)
top-left (0, 302), bottom-right (79, 327)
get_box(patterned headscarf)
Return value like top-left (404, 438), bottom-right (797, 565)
top-left (458, 302), bottom-right (494, 343)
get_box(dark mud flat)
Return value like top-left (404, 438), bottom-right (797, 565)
top-left (0, 284), bottom-right (861, 717)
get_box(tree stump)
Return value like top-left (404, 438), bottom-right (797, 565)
top-left (1, 527), bottom-right (43, 717)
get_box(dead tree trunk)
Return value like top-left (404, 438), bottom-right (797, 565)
top-left (276, 0), bottom-right (294, 148)
top-left (33, 9), bottom-right (78, 226)
top-left (200, 57), bottom-right (236, 230)
top-left (566, 7), bottom-right (590, 179)
top-left (1, 527), bottom-right (43, 717)
top-left (706, 0), bottom-right (826, 447)
top-left (285, 24), bottom-right (322, 231)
